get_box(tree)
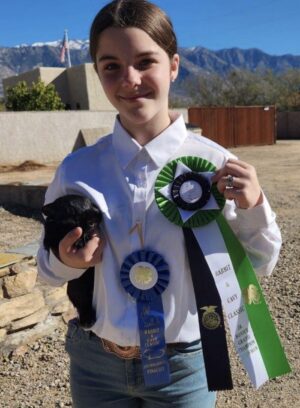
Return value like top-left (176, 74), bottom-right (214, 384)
top-left (5, 80), bottom-right (65, 111)
top-left (275, 70), bottom-right (300, 111)
top-left (175, 69), bottom-right (300, 111)
top-left (0, 98), bottom-right (5, 111)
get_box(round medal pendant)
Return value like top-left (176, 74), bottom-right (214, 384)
top-left (180, 179), bottom-right (203, 203)
top-left (201, 306), bottom-right (221, 330)
top-left (129, 262), bottom-right (158, 290)
top-left (171, 172), bottom-right (211, 211)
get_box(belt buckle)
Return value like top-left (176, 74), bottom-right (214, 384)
top-left (101, 338), bottom-right (140, 359)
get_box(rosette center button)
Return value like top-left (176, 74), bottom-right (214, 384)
top-left (129, 262), bottom-right (158, 290)
top-left (171, 172), bottom-right (211, 211)
top-left (180, 180), bottom-right (203, 203)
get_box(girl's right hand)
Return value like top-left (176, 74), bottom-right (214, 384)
top-left (58, 227), bottom-right (105, 269)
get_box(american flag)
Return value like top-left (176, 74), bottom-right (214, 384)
top-left (60, 31), bottom-right (68, 63)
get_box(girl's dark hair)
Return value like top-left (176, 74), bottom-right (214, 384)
top-left (89, 0), bottom-right (178, 62)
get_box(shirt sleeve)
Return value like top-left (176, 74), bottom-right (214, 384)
top-left (36, 161), bottom-right (86, 287)
top-left (223, 193), bottom-right (282, 276)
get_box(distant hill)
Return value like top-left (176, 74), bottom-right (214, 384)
top-left (1, 40), bottom-right (300, 97)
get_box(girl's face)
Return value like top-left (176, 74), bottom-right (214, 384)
top-left (95, 27), bottom-right (179, 139)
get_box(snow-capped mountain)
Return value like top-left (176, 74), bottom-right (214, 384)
top-left (13, 39), bottom-right (90, 50)
top-left (1, 40), bottom-right (300, 97)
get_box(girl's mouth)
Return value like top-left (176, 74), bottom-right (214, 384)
top-left (119, 92), bottom-right (152, 101)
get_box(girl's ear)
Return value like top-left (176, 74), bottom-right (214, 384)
top-left (170, 53), bottom-right (180, 82)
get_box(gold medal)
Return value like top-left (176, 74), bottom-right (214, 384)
top-left (129, 262), bottom-right (158, 290)
top-left (201, 305), bottom-right (221, 330)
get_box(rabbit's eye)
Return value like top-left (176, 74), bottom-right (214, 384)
top-left (87, 221), bottom-right (97, 228)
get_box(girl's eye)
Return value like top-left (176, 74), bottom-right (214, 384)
top-left (103, 63), bottom-right (120, 71)
top-left (137, 59), bottom-right (155, 70)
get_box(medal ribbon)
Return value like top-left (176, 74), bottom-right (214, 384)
top-left (183, 227), bottom-right (233, 390)
top-left (155, 156), bottom-right (291, 389)
top-left (120, 249), bottom-right (170, 386)
top-left (215, 216), bottom-right (291, 384)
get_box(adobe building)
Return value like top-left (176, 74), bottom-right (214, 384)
top-left (2, 64), bottom-right (114, 111)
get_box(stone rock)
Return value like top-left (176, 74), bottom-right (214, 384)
top-left (34, 276), bottom-right (51, 294)
top-left (0, 328), bottom-right (7, 342)
top-left (10, 260), bottom-right (34, 275)
top-left (0, 279), bottom-right (4, 299)
top-left (9, 305), bottom-right (50, 332)
top-left (44, 285), bottom-right (68, 309)
top-left (3, 266), bottom-right (38, 298)
top-left (62, 307), bottom-right (77, 324)
top-left (1, 315), bottom-right (64, 355)
top-left (25, 257), bottom-right (36, 266)
top-left (0, 266), bottom-right (10, 278)
top-left (51, 299), bottom-right (72, 315)
top-left (0, 253), bottom-right (26, 269)
top-left (11, 344), bottom-right (29, 357)
top-left (0, 290), bottom-right (45, 328)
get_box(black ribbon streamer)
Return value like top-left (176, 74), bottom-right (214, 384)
top-left (183, 227), bottom-right (233, 391)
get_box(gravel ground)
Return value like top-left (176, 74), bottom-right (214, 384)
top-left (0, 141), bottom-right (299, 408)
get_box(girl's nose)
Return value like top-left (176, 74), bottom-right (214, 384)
top-left (122, 66), bottom-right (142, 87)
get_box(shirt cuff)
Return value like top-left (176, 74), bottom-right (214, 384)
top-left (234, 193), bottom-right (275, 230)
top-left (49, 250), bottom-right (86, 280)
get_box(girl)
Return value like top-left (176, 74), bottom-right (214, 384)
top-left (37, 1), bottom-right (282, 407)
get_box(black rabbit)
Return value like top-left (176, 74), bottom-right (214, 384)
top-left (42, 195), bottom-right (103, 328)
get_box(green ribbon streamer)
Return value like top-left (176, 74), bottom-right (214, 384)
top-left (155, 155), bottom-right (291, 382)
top-left (216, 214), bottom-right (291, 379)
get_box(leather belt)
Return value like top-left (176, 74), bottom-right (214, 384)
top-left (101, 338), bottom-right (141, 359)
top-left (90, 332), bottom-right (200, 360)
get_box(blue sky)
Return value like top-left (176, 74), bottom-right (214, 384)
top-left (1, 0), bottom-right (299, 55)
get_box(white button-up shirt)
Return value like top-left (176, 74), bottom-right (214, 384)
top-left (37, 114), bottom-right (281, 346)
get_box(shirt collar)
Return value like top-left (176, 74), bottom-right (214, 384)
top-left (112, 117), bottom-right (142, 169)
top-left (112, 113), bottom-right (187, 169)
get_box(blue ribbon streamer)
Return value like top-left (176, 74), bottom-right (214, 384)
top-left (120, 249), bottom-right (170, 386)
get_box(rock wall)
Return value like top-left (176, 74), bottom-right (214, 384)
top-left (0, 257), bottom-right (74, 356)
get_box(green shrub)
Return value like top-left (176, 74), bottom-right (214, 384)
top-left (5, 80), bottom-right (65, 111)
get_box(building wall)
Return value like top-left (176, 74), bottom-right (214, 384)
top-left (85, 64), bottom-right (115, 111)
top-left (64, 64), bottom-right (114, 110)
top-left (0, 109), bottom-right (188, 165)
top-left (48, 70), bottom-right (70, 105)
top-left (0, 110), bottom-right (117, 165)
top-left (66, 64), bottom-right (89, 109)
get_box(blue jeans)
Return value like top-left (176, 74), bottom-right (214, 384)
top-left (65, 319), bottom-right (216, 408)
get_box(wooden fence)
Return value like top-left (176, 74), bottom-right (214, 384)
top-left (277, 111), bottom-right (300, 139)
top-left (188, 106), bottom-right (276, 147)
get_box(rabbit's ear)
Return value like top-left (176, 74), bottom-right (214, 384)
top-left (42, 202), bottom-right (58, 218)
top-left (91, 202), bottom-right (102, 214)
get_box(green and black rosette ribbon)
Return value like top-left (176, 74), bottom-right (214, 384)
top-left (154, 156), bottom-right (291, 391)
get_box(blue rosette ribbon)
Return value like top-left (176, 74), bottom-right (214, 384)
top-left (120, 249), bottom-right (170, 386)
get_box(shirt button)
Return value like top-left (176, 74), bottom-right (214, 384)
top-left (136, 176), bottom-right (146, 188)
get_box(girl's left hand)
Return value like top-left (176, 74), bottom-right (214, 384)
top-left (211, 158), bottom-right (263, 209)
